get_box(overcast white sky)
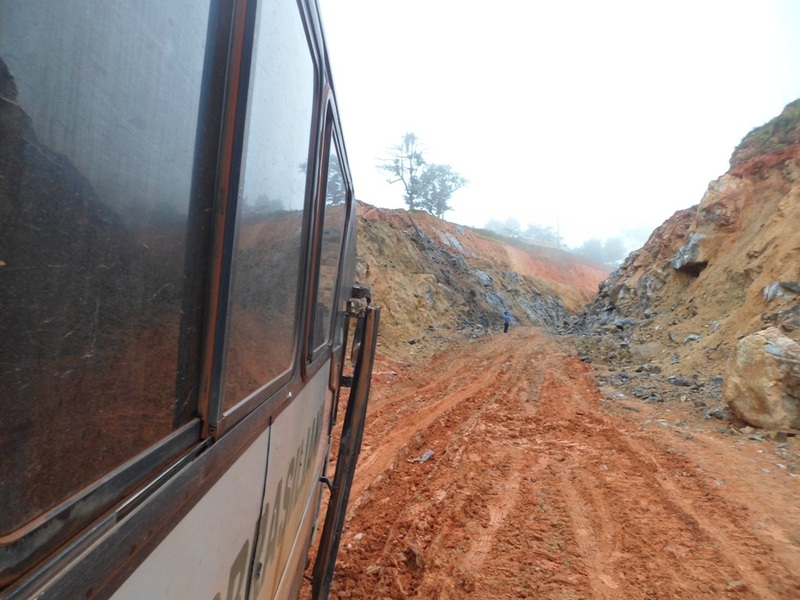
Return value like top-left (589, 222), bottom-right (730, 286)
top-left (319, 0), bottom-right (800, 248)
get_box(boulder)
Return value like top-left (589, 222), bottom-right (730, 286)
top-left (723, 328), bottom-right (800, 429)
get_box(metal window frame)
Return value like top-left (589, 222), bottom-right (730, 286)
top-left (204, 0), bottom-right (328, 440)
top-left (305, 105), bottom-right (353, 369)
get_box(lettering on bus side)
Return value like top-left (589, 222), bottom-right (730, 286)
top-left (250, 402), bottom-right (325, 597)
top-left (212, 538), bottom-right (250, 600)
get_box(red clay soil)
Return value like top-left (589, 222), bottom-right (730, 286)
top-left (304, 328), bottom-right (800, 599)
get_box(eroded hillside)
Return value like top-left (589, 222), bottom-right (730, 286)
top-left (355, 204), bottom-right (608, 359)
top-left (573, 98), bottom-right (800, 429)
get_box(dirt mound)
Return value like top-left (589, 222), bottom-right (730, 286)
top-left (355, 203), bottom-right (608, 360)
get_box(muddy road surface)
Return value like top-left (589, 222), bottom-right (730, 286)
top-left (306, 328), bottom-right (800, 599)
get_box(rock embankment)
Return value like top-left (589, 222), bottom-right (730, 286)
top-left (571, 99), bottom-right (800, 431)
top-left (355, 204), bottom-right (608, 359)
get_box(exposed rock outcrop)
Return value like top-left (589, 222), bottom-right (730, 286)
top-left (572, 98), bottom-right (800, 430)
top-left (356, 205), bottom-right (608, 358)
top-left (671, 232), bottom-right (709, 276)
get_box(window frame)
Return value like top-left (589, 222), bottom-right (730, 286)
top-left (305, 106), bottom-right (353, 368)
top-left (204, 0), bottom-right (325, 438)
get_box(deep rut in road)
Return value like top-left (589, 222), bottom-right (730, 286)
top-left (306, 328), bottom-right (800, 599)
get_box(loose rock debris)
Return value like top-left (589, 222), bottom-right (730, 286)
top-left (409, 449), bottom-right (435, 463)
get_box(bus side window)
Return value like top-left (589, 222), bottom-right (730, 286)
top-left (219, 0), bottom-right (316, 412)
top-left (0, 2), bottom-right (212, 537)
top-left (310, 127), bottom-right (349, 353)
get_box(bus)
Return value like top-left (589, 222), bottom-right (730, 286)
top-left (0, 0), bottom-right (378, 598)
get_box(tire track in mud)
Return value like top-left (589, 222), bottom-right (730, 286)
top-left (331, 331), bottom-right (547, 598)
top-left (458, 390), bottom-right (536, 573)
top-left (533, 354), bottom-right (800, 599)
top-left (459, 339), bottom-right (545, 571)
top-left (555, 468), bottom-right (621, 599)
top-left (463, 461), bottom-right (522, 568)
top-left (351, 333), bottom-right (543, 502)
top-left (409, 335), bottom-right (548, 598)
top-left (606, 422), bottom-right (795, 598)
top-left (323, 329), bottom-right (800, 599)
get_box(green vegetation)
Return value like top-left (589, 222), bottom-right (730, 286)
top-left (379, 133), bottom-right (467, 218)
top-left (479, 219), bottom-right (628, 267)
top-left (733, 99), bottom-right (800, 165)
top-left (483, 218), bottom-right (562, 246)
top-left (571, 237), bottom-right (628, 267)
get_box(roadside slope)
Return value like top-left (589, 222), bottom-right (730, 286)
top-left (573, 99), bottom-right (800, 385)
top-left (355, 204), bottom-right (608, 359)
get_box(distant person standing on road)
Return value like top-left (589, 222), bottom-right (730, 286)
top-left (503, 311), bottom-right (510, 333)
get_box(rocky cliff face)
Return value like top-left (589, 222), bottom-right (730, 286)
top-left (355, 204), bottom-right (608, 359)
top-left (573, 99), bottom-right (800, 429)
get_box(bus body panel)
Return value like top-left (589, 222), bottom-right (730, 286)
top-left (109, 429), bottom-right (269, 600)
top-left (107, 365), bottom-right (332, 600)
top-left (250, 367), bottom-right (332, 600)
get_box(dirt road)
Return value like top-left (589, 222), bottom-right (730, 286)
top-left (313, 328), bottom-right (800, 599)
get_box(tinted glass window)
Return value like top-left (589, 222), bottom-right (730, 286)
top-left (311, 137), bottom-right (348, 351)
top-left (0, 1), bottom-right (211, 533)
top-left (220, 0), bottom-right (315, 410)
